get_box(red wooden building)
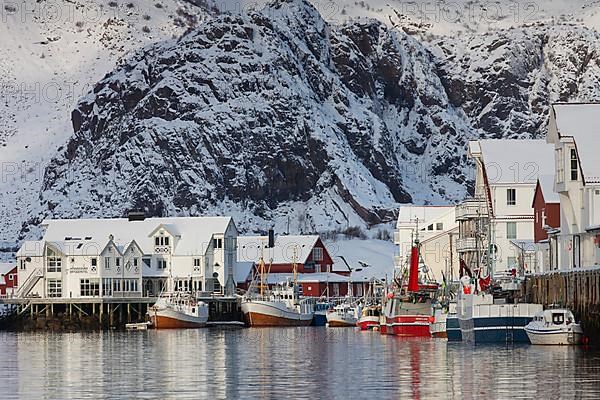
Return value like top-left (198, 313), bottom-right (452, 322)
top-left (532, 176), bottom-right (560, 243)
top-left (237, 234), bottom-right (366, 296)
top-left (0, 263), bottom-right (18, 297)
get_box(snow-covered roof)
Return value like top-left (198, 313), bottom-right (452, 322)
top-left (0, 262), bottom-right (15, 276)
top-left (235, 261), bottom-right (254, 283)
top-left (0, 262), bottom-right (16, 286)
top-left (237, 234), bottom-right (320, 264)
top-left (537, 175), bottom-right (559, 203)
top-left (476, 139), bottom-right (554, 184)
top-left (552, 103), bottom-right (600, 183)
top-left (396, 205), bottom-right (454, 227)
top-left (40, 217), bottom-right (234, 256)
top-left (16, 241), bottom-right (45, 257)
top-left (325, 238), bottom-right (395, 279)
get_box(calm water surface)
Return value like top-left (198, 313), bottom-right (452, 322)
top-left (1, 328), bottom-right (599, 399)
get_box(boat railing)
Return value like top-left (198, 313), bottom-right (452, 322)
top-left (474, 302), bottom-right (543, 318)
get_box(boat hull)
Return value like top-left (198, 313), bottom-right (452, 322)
top-left (150, 310), bottom-right (208, 329)
top-left (525, 327), bottom-right (584, 345)
top-left (312, 312), bottom-right (327, 326)
top-left (446, 315), bottom-right (462, 342)
top-left (459, 316), bottom-right (533, 343)
top-left (327, 317), bottom-right (357, 327)
top-left (431, 312), bottom-right (448, 338)
top-left (242, 301), bottom-right (313, 327)
top-left (357, 316), bottom-right (380, 331)
top-left (381, 315), bottom-right (431, 337)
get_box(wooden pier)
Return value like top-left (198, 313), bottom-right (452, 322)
top-left (526, 269), bottom-right (600, 341)
top-left (0, 296), bottom-right (243, 331)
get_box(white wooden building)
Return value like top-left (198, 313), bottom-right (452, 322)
top-left (456, 139), bottom-right (554, 276)
top-left (546, 103), bottom-right (600, 270)
top-left (16, 216), bottom-right (238, 300)
top-left (394, 205), bottom-right (458, 282)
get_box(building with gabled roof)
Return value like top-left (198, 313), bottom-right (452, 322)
top-left (456, 139), bottom-right (555, 276)
top-left (16, 216), bottom-right (238, 300)
top-left (545, 103), bottom-right (600, 270)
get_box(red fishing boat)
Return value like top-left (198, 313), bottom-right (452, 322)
top-left (380, 225), bottom-right (437, 337)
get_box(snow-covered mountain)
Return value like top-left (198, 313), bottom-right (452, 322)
top-left (1, 0), bottom-right (600, 249)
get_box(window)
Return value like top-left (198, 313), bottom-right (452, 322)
top-left (102, 278), bottom-right (112, 296)
top-left (436, 222), bottom-right (444, 231)
top-left (213, 238), bottom-right (223, 249)
top-left (570, 149), bottom-right (578, 181)
top-left (133, 258), bottom-right (139, 267)
top-left (556, 148), bottom-right (564, 183)
top-left (193, 258), bottom-right (201, 267)
top-left (427, 224), bottom-right (434, 231)
top-left (8, 274), bottom-right (14, 281)
top-left (155, 236), bottom-right (170, 246)
top-left (312, 247), bottom-right (323, 261)
top-left (507, 256), bottom-right (517, 268)
top-left (506, 222), bottom-right (517, 239)
top-left (91, 258), bottom-right (97, 267)
top-left (80, 278), bottom-right (100, 296)
top-left (47, 279), bottom-right (62, 298)
top-left (143, 258), bottom-right (151, 268)
top-left (113, 279), bottom-right (121, 292)
top-left (104, 258), bottom-right (111, 270)
top-left (116, 257), bottom-right (120, 267)
top-left (158, 259), bottom-right (167, 269)
top-left (507, 188), bottom-right (516, 206)
top-left (20, 260), bottom-right (25, 270)
top-left (213, 279), bottom-right (221, 293)
top-left (48, 256), bottom-right (62, 272)
top-left (124, 279), bottom-right (139, 292)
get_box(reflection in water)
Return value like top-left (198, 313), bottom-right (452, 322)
top-left (0, 329), bottom-right (599, 399)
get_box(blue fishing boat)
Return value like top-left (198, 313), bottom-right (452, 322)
top-left (312, 301), bottom-right (332, 326)
top-left (457, 289), bottom-right (542, 343)
top-left (446, 302), bottom-right (462, 342)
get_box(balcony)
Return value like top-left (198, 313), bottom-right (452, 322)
top-left (456, 198), bottom-right (489, 221)
top-left (456, 237), bottom-right (478, 252)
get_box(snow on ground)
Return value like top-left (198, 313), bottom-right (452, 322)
top-left (324, 238), bottom-right (397, 281)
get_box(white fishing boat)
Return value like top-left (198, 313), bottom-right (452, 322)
top-left (326, 302), bottom-right (359, 327)
top-left (241, 250), bottom-right (314, 327)
top-left (525, 309), bottom-right (584, 345)
top-left (149, 292), bottom-right (209, 329)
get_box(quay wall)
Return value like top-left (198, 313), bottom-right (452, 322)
top-left (0, 298), bottom-right (243, 331)
top-left (525, 270), bottom-right (600, 342)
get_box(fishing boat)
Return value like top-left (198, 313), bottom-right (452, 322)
top-left (357, 305), bottom-right (381, 331)
top-left (525, 308), bottom-right (584, 345)
top-left (457, 274), bottom-right (542, 343)
top-left (357, 279), bottom-right (383, 331)
top-left (446, 302), bottom-right (462, 341)
top-left (149, 292), bottom-right (209, 329)
top-left (326, 302), bottom-right (360, 327)
top-left (241, 250), bottom-right (314, 327)
top-left (381, 226), bottom-right (437, 337)
top-left (312, 300), bottom-right (333, 326)
top-left (431, 305), bottom-right (448, 338)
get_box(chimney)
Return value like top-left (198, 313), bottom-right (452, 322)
top-left (268, 229), bottom-right (275, 248)
top-left (128, 211), bottom-right (146, 222)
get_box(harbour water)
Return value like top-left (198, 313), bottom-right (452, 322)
top-left (1, 328), bottom-right (600, 399)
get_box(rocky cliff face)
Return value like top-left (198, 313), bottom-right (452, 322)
top-left (18, 0), bottom-right (600, 237)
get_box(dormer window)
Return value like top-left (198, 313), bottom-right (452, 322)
top-left (213, 238), bottom-right (223, 249)
top-left (155, 236), bottom-right (169, 246)
top-left (570, 149), bottom-right (578, 181)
